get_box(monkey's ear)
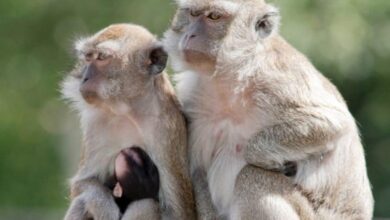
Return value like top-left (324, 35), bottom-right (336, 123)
top-left (255, 5), bottom-right (280, 38)
top-left (148, 46), bottom-right (168, 75)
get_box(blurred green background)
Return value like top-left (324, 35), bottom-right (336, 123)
top-left (0, 0), bottom-right (388, 219)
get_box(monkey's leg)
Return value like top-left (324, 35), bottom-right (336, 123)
top-left (232, 166), bottom-right (315, 220)
top-left (192, 168), bottom-right (218, 220)
top-left (121, 199), bottom-right (160, 220)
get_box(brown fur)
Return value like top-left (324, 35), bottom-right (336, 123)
top-left (94, 24), bottom-right (128, 43)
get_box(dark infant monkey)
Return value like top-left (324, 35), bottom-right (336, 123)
top-left (108, 147), bottom-right (160, 213)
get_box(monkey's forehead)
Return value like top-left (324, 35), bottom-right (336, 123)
top-left (95, 23), bottom-right (154, 43)
top-left (177, 0), bottom-right (239, 12)
top-left (75, 23), bottom-right (156, 54)
top-left (176, 0), bottom-right (265, 12)
top-left (95, 24), bottom-right (130, 42)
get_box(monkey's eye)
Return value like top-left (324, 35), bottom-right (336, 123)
top-left (84, 52), bottom-right (94, 61)
top-left (208, 12), bottom-right (222, 20)
top-left (97, 52), bottom-right (109, 61)
top-left (190, 9), bottom-right (202, 17)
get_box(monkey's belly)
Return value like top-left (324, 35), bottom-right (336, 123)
top-left (189, 113), bottom-right (261, 216)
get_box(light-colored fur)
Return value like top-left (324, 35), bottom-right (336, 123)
top-left (62, 24), bottom-right (195, 220)
top-left (164, 0), bottom-right (373, 219)
top-left (121, 199), bottom-right (160, 220)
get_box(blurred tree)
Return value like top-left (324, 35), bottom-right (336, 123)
top-left (0, 0), bottom-right (388, 218)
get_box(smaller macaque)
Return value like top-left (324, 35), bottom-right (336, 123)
top-left (62, 23), bottom-right (195, 220)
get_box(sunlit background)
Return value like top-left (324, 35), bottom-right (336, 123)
top-left (0, 0), bottom-right (389, 219)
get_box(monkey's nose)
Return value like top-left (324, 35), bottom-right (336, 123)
top-left (185, 34), bottom-right (196, 42)
top-left (82, 77), bottom-right (89, 83)
top-left (82, 64), bottom-right (98, 84)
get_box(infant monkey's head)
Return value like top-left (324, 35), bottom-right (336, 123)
top-left (63, 24), bottom-right (168, 111)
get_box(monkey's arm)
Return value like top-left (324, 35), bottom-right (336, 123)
top-left (150, 114), bottom-right (196, 220)
top-left (65, 177), bottom-right (121, 220)
top-left (245, 105), bottom-right (349, 171)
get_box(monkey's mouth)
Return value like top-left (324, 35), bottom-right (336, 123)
top-left (81, 90), bottom-right (100, 104)
top-left (183, 49), bottom-right (216, 65)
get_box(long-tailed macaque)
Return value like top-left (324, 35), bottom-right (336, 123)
top-left (163, 0), bottom-right (374, 219)
top-left (62, 23), bottom-right (196, 220)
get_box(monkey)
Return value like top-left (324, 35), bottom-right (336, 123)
top-left (163, 0), bottom-right (374, 219)
top-left (61, 23), bottom-right (196, 220)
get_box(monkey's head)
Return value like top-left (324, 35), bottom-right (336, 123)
top-left (62, 24), bottom-right (168, 112)
top-left (163, 0), bottom-right (280, 76)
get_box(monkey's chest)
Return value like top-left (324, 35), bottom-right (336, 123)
top-left (184, 86), bottom-right (264, 215)
top-left (84, 116), bottom-right (146, 180)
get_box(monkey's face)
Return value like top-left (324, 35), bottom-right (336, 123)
top-left (164, 0), bottom-right (280, 75)
top-left (64, 24), bottom-right (167, 111)
top-left (164, 1), bottom-right (235, 74)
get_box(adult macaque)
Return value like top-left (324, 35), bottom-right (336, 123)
top-left (163, 0), bottom-right (373, 219)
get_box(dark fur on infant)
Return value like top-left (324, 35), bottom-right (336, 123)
top-left (106, 146), bottom-right (160, 213)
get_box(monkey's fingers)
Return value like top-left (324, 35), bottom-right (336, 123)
top-left (113, 182), bottom-right (123, 198)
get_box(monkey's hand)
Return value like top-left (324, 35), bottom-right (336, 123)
top-left (243, 138), bottom-right (286, 173)
top-left (65, 179), bottom-right (121, 220)
top-left (244, 105), bottom-right (346, 175)
top-left (244, 139), bottom-right (298, 176)
top-left (63, 195), bottom-right (89, 220)
top-left (121, 199), bottom-right (160, 220)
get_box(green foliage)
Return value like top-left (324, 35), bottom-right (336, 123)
top-left (0, 0), bottom-right (388, 217)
